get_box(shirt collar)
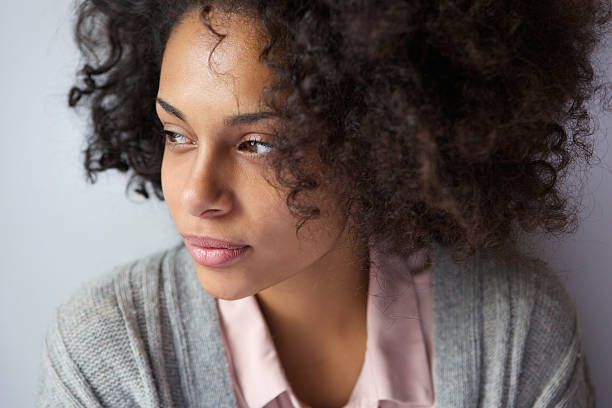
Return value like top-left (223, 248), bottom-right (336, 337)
top-left (217, 293), bottom-right (291, 407)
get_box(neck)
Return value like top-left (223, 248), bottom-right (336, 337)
top-left (255, 229), bottom-right (370, 344)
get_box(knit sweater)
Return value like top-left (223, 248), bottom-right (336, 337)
top-left (35, 241), bottom-right (596, 407)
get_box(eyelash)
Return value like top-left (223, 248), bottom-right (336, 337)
top-left (162, 130), bottom-right (274, 156)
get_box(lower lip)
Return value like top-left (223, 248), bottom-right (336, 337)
top-left (185, 242), bottom-right (250, 267)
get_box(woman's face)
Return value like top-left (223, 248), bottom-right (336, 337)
top-left (157, 9), bottom-right (353, 300)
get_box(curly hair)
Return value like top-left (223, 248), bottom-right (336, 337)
top-left (69, 0), bottom-right (612, 263)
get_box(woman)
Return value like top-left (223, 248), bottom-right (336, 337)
top-left (37, 0), bottom-right (611, 407)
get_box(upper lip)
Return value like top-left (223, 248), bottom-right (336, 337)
top-left (182, 234), bottom-right (248, 249)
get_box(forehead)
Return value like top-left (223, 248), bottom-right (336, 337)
top-left (158, 8), bottom-right (273, 113)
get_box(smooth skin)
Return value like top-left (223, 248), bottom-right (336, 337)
top-left (157, 8), bottom-right (369, 407)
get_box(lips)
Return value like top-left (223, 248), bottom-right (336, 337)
top-left (182, 234), bottom-right (250, 267)
top-left (182, 234), bottom-right (248, 249)
top-left (185, 244), bottom-right (249, 267)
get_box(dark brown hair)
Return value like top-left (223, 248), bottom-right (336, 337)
top-left (70, 0), bottom-right (612, 263)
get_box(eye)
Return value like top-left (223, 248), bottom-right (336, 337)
top-left (162, 129), bottom-right (274, 156)
top-left (237, 137), bottom-right (274, 156)
top-left (163, 130), bottom-right (194, 147)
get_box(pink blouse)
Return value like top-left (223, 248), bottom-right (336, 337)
top-left (216, 245), bottom-right (435, 408)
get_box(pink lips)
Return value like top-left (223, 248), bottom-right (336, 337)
top-left (182, 235), bottom-right (250, 267)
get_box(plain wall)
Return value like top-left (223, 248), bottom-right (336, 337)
top-left (0, 1), bottom-right (610, 406)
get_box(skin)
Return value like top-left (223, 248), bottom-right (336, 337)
top-left (157, 8), bottom-right (369, 407)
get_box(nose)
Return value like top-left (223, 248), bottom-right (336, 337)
top-left (180, 150), bottom-right (233, 218)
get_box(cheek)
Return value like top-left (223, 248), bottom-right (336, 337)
top-left (241, 185), bottom-right (304, 264)
top-left (246, 183), bottom-right (295, 239)
top-left (252, 186), bottom-right (342, 261)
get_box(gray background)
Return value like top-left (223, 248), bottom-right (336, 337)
top-left (0, 1), bottom-right (610, 406)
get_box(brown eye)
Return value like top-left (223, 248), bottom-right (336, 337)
top-left (237, 139), bottom-right (274, 155)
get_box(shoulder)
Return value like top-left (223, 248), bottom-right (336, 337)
top-left (433, 242), bottom-right (577, 323)
top-left (37, 243), bottom-right (182, 407)
top-left (51, 243), bottom-right (174, 337)
top-left (474, 245), bottom-right (578, 341)
top-left (472, 245), bottom-right (593, 406)
top-left (474, 245), bottom-right (576, 321)
top-left (432, 242), bottom-right (594, 406)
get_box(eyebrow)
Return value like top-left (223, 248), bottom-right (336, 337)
top-left (155, 97), bottom-right (280, 127)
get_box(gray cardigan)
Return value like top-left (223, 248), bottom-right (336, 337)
top-left (36, 241), bottom-right (596, 407)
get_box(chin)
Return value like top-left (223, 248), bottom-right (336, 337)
top-left (195, 269), bottom-right (257, 301)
